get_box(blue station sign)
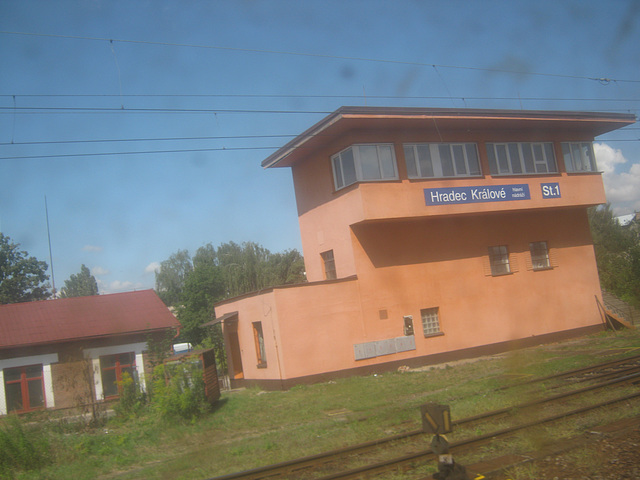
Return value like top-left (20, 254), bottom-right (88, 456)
top-left (541, 182), bottom-right (561, 199)
top-left (424, 184), bottom-right (531, 206)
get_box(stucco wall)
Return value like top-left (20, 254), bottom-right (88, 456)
top-left (350, 207), bottom-right (603, 359)
top-left (215, 207), bottom-right (604, 385)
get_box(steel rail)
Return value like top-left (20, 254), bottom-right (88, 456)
top-left (314, 390), bottom-right (640, 480)
top-left (492, 353), bottom-right (640, 391)
top-left (205, 369), bottom-right (640, 480)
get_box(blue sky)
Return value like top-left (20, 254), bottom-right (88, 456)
top-left (1, 0), bottom-right (639, 295)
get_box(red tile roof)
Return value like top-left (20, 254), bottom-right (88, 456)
top-left (0, 290), bottom-right (180, 349)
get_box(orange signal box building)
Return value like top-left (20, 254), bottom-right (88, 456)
top-left (214, 107), bottom-right (635, 389)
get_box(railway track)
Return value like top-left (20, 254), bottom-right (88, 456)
top-left (207, 353), bottom-right (640, 480)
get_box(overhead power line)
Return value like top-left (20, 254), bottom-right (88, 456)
top-left (0, 134), bottom-right (297, 147)
top-left (0, 128), bottom-right (637, 148)
top-left (2, 139), bottom-right (638, 161)
top-left (1, 105), bottom-right (638, 116)
top-left (1, 94), bottom-right (640, 102)
top-left (0, 106), bottom-right (332, 114)
top-left (0, 146), bottom-right (282, 160)
top-left (1, 30), bottom-right (639, 84)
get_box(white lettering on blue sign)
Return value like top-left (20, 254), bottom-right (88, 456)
top-left (541, 183), bottom-right (561, 199)
top-left (425, 184), bottom-right (531, 206)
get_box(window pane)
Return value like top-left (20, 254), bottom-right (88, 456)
top-left (4, 367), bottom-right (21, 382)
top-left (406, 143), bottom-right (478, 178)
top-left (101, 355), bottom-right (117, 369)
top-left (333, 156), bottom-right (344, 188)
top-left (562, 143), bottom-right (573, 171)
top-left (27, 379), bottom-right (44, 408)
top-left (486, 145), bottom-right (498, 174)
top-left (439, 145), bottom-right (454, 177)
top-left (341, 148), bottom-right (357, 186)
top-left (102, 369), bottom-right (118, 397)
top-left (321, 250), bottom-right (336, 280)
top-left (452, 145), bottom-right (466, 175)
top-left (489, 246), bottom-right (510, 275)
top-left (530, 241), bottom-right (550, 270)
top-left (466, 144), bottom-right (481, 175)
top-left (421, 308), bottom-right (441, 336)
top-left (571, 144), bottom-right (583, 171)
top-left (417, 145), bottom-right (434, 177)
top-left (253, 322), bottom-right (267, 364)
top-left (5, 382), bottom-right (23, 412)
top-left (508, 144), bottom-right (522, 173)
top-left (403, 146), bottom-right (418, 178)
top-left (359, 145), bottom-right (382, 180)
top-left (522, 143), bottom-right (535, 173)
top-left (496, 145), bottom-right (509, 173)
top-left (119, 352), bottom-right (135, 367)
top-left (582, 143), bottom-right (595, 171)
top-left (378, 145), bottom-right (396, 178)
top-left (544, 143), bottom-right (557, 172)
top-left (25, 365), bottom-right (43, 379)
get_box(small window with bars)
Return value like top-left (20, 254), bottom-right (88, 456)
top-left (488, 245), bottom-right (511, 276)
top-left (529, 241), bottom-right (551, 270)
top-left (421, 307), bottom-right (441, 337)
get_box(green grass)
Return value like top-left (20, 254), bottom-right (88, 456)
top-left (3, 329), bottom-right (639, 480)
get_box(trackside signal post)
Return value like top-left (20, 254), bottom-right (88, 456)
top-left (420, 403), bottom-right (470, 480)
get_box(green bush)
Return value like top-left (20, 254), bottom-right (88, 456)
top-left (151, 360), bottom-right (211, 421)
top-left (0, 415), bottom-right (51, 475)
top-left (114, 371), bottom-right (147, 418)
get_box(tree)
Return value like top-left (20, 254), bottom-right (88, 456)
top-left (0, 233), bottom-right (50, 304)
top-left (178, 259), bottom-right (225, 345)
top-left (589, 205), bottom-right (640, 307)
top-left (216, 241), bottom-right (306, 298)
top-left (154, 249), bottom-right (193, 306)
top-left (155, 241), bottom-right (305, 348)
top-left (59, 264), bottom-right (99, 298)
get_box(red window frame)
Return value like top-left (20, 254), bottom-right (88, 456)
top-left (99, 352), bottom-right (136, 399)
top-left (3, 364), bottom-right (46, 413)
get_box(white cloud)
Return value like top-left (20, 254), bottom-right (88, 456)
top-left (145, 262), bottom-right (161, 274)
top-left (595, 143), bottom-right (640, 215)
top-left (91, 266), bottom-right (110, 276)
top-left (83, 245), bottom-right (103, 252)
top-left (97, 279), bottom-right (145, 294)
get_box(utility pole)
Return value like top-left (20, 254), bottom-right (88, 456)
top-left (45, 195), bottom-right (57, 298)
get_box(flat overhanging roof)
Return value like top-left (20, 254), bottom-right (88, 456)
top-left (261, 106), bottom-right (636, 169)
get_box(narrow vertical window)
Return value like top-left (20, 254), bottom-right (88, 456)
top-left (403, 315), bottom-right (414, 336)
top-left (489, 246), bottom-right (511, 276)
top-left (530, 241), bottom-right (551, 270)
top-left (3, 365), bottom-right (45, 413)
top-left (100, 352), bottom-right (136, 399)
top-left (421, 308), bottom-right (441, 337)
top-left (252, 322), bottom-right (267, 367)
top-left (321, 250), bottom-right (337, 280)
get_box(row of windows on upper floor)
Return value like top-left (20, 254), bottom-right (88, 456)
top-left (331, 141), bottom-right (597, 190)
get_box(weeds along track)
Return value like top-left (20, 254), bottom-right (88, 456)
top-left (207, 354), bottom-right (640, 480)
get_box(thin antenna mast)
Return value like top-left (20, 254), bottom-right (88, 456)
top-left (45, 195), bottom-right (57, 298)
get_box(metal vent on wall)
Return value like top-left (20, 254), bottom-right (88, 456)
top-left (354, 335), bottom-right (416, 361)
